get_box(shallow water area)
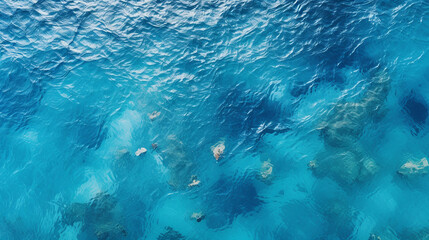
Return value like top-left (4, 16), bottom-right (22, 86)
top-left (0, 0), bottom-right (429, 239)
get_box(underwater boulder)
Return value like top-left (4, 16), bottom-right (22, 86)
top-left (204, 175), bottom-right (262, 228)
top-left (310, 149), bottom-right (378, 185)
top-left (313, 70), bottom-right (387, 188)
top-left (311, 150), bottom-right (359, 185)
top-left (397, 158), bottom-right (429, 176)
top-left (358, 157), bottom-right (379, 182)
top-left (319, 102), bottom-right (367, 148)
top-left (319, 70), bottom-right (390, 148)
top-left (362, 71), bottom-right (391, 113)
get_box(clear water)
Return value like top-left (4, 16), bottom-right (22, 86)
top-left (0, 0), bottom-right (428, 239)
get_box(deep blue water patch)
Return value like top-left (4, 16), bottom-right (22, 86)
top-left (402, 90), bottom-right (428, 135)
top-left (216, 83), bottom-right (290, 143)
top-left (64, 106), bottom-right (108, 151)
top-left (204, 175), bottom-right (262, 229)
top-left (280, 0), bottom-right (381, 97)
top-left (0, 59), bottom-right (43, 129)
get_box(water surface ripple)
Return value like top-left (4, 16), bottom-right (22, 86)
top-left (0, 0), bottom-right (428, 239)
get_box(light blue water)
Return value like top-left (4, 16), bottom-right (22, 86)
top-left (0, 0), bottom-right (428, 239)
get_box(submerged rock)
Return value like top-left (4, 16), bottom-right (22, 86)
top-left (310, 149), bottom-right (378, 185)
top-left (397, 158), bottom-right (429, 176)
top-left (307, 160), bottom-right (318, 169)
top-left (149, 111), bottom-right (161, 120)
top-left (211, 141), bottom-right (225, 161)
top-left (319, 70), bottom-right (390, 148)
top-left (188, 175), bottom-right (200, 187)
top-left (260, 160), bottom-right (273, 180)
top-left (161, 135), bottom-right (195, 189)
top-left (63, 202), bottom-right (87, 225)
top-left (369, 233), bottom-right (382, 240)
top-left (369, 228), bottom-right (399, 240)
top-left (191, 212), bottom-right (205, 222)
top-left (151, 143), bottom-right (158, 150)
top-left (312, 70), bottom-right (388, 187)
top-left (157, 227), bottom-right (185, 240)
top-left (135, 147), bottom-right (147, 156)
top-left (62, 193), bottom-right (127, 240)
top-left (319, 102), bottom-right (367, 148)
top-left (94, 222), bottom-right (127, 240)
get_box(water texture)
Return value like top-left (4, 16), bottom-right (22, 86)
top-left (0, 0), bottom-right (428, 239)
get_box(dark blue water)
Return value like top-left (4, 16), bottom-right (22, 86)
top-left (0, 0), bottom-right (428, 239)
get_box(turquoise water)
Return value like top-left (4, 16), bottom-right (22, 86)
top-left (0, 0), bottom-right (428, 239)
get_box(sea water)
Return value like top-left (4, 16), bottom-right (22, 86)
top-left (0, 0), bottom-right (428, 239)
